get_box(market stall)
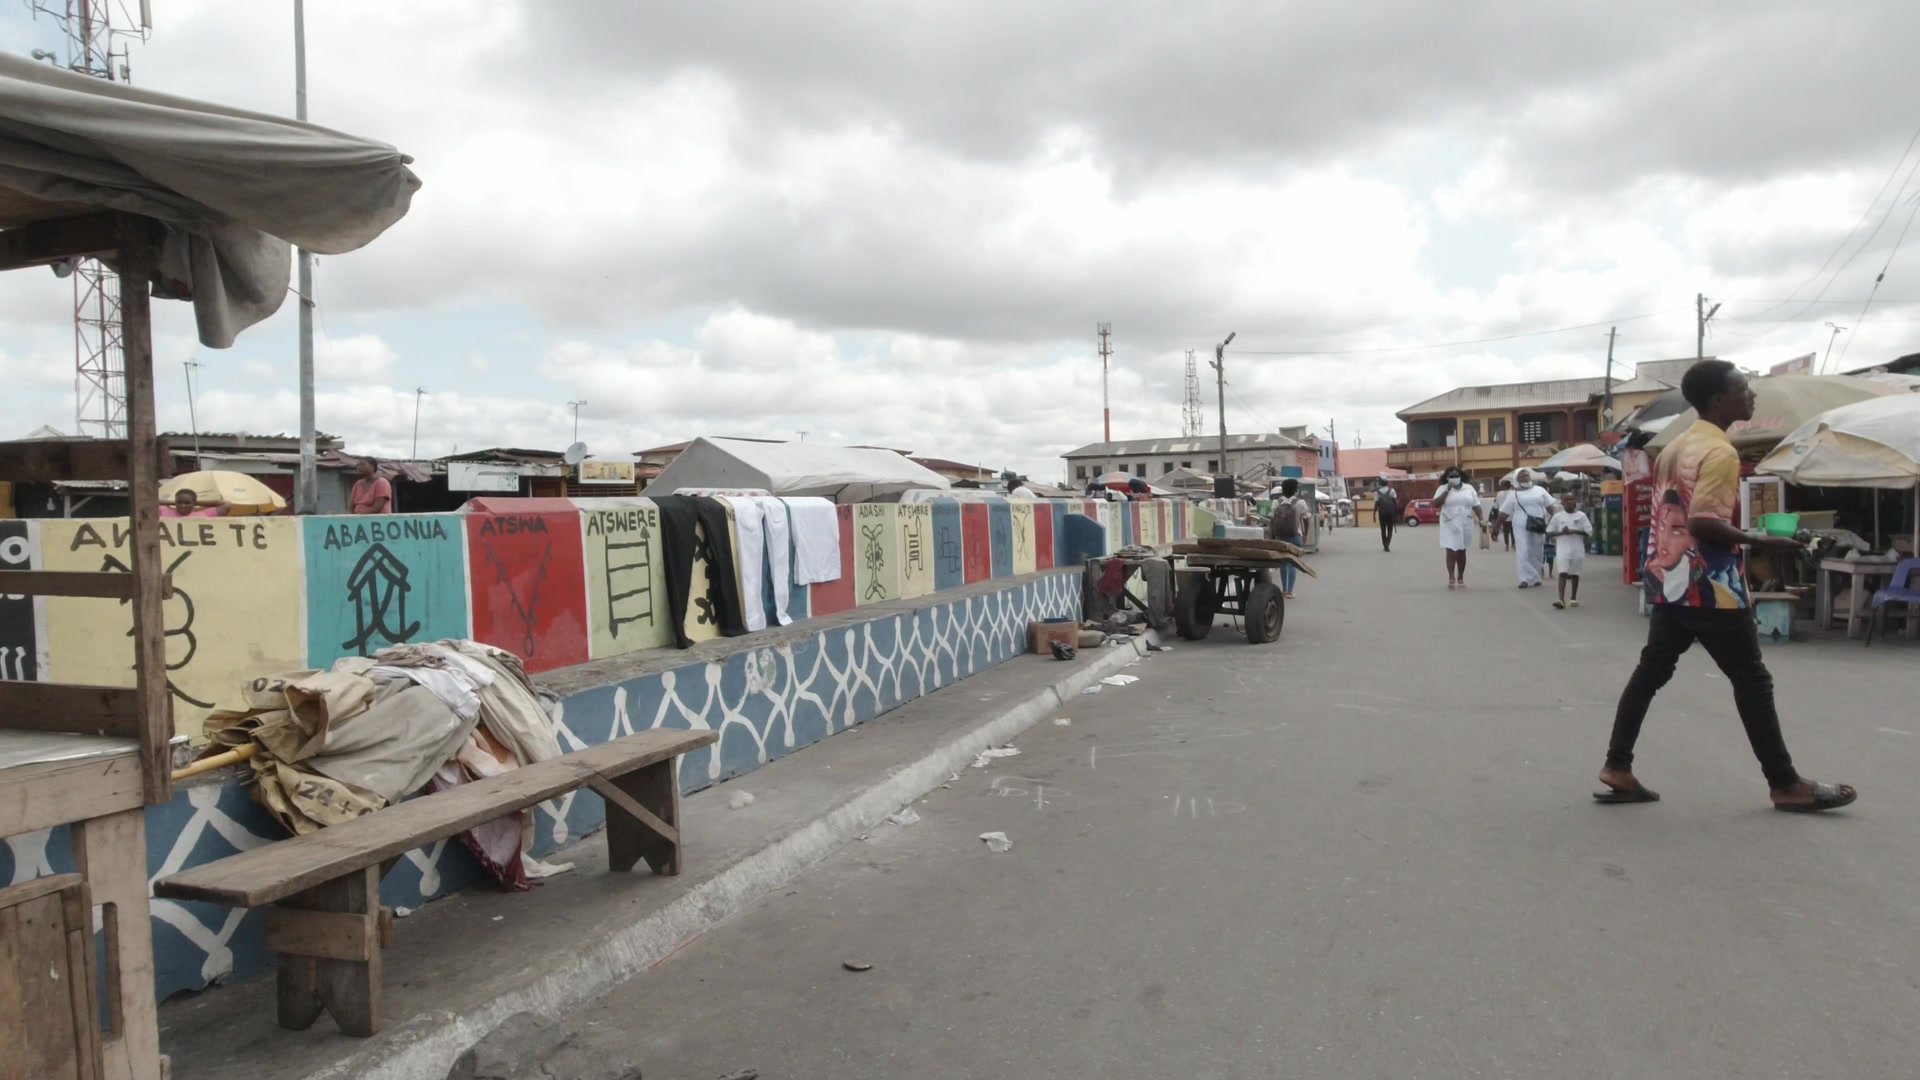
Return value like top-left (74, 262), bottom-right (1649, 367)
top-left (0, 50), bottom-right (416, 1080)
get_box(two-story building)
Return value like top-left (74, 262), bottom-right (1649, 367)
top-left (1061, 432), bottom-right (1316, 486)
top-left (1388, 377), bottom-right (1611, 487)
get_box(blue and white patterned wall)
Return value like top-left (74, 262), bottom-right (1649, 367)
top-left (0, 571), bottom-right (1080, 1000)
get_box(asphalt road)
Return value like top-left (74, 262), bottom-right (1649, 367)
top-left (578, 524), bottom-right (1920, 1079)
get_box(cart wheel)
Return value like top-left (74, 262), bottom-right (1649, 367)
top-left (1175, 575), bottom-right (1217, 640)
top-left (1245, 581), bottom-right (1284, 644)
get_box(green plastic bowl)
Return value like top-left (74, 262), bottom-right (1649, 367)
top-left (1758, 513), bottom-right (1800, 538)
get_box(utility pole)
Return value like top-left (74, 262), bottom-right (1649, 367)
top-left (1097, 323), bottom-right (1112, 443)
top-left (1211, 332), bottom-right (1235, 484)
top-left (567, 399), bottom-right (587, 443)
top-left (1603, 326), bottom-right (1617, 429)
top-left (183, 360), bottom-right (203, 460)
top-left (294, 0), bottom-right (317, 514)
top-left (1695, 293), bottom-right (1720, 360)
top-left (411, 387), bottom-right (426, 459)
top-left (1822, 322), bottom-right (1847, 374)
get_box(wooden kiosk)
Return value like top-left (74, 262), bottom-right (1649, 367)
top-left (0, 52), bottom-right (417, 1079)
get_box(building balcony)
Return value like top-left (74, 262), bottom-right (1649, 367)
top-left (1387, 446), bottom-right (1455, 471)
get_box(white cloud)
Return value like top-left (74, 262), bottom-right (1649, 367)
top-left (315, 334), bottom-right (398, 380)
top-left (4, 0), bottom-right (1920, 481)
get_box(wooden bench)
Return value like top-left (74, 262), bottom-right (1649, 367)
top-left (153, 728), bottom-right (717, 1037)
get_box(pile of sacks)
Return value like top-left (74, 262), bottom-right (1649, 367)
top-left (200, 640), bottom-right (570, 889)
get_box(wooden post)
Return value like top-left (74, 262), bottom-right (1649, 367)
top-left (70, 808), bottom-right (163, 1080)
top-left (598, 759), bottom-right (684, 876)
top-left (271, 867), bottom-right (383, 1036)
top-left (117, 214), bottom-right (173, 806)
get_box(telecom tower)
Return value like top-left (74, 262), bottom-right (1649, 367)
top-left (26, 0), bottom-right (153, 438)
top-left (1181, 350), bottom-right (1202, 438)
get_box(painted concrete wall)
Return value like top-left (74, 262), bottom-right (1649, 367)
top-left (0, 497), bottom-right (1188, 739)
top-left (581, 503), bottom-right (674, 658)
top-left (852, 503), bottom-right (904, 605)
top-left (304, 515), bottom-right (471, 669)
top-left (0, 571), bottom-right (1082, 1001)
top-left (43, 517), bottom-right (304, 738)
top-left (467, 507), bottom-right (591, 673)
top-left (897, 503), bottom-right (934, 599)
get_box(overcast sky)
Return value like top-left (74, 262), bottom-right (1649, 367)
top-left (4, 0), bottom-right (1920, 480)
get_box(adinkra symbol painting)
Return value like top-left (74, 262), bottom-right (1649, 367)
top-left (588, 509), bottom-right (656, 638)
top-left (100, 548), bottom-right (214, 709)
top-left (861, 523), bottom-right (889, 600)
top-left (341, 543), bottom-right (422, 655)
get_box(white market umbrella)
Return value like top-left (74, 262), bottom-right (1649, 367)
top-left (1757, 393), bottom-right (1920, 548)
top-left (1537, 443), bottom-right (1622, 473)
top-left (1757, 394), bottom-right (1920, 489)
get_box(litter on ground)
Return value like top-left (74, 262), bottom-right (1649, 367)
top-left (971, 746), bottom-right (1022, 768)
top-left (1102, 674), bottom-right (1141, 687)
top-left (980, 831), bottom-right (1013, 852)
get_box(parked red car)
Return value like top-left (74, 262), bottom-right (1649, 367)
top-left (1401, 499), bottom-right (1441, 527)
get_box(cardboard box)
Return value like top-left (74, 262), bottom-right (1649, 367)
top-left (1028, 619), bottom-right (1078, 655)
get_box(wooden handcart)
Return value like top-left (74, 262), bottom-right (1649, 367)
top-left (1169, 539), bottom-right (1314, 645)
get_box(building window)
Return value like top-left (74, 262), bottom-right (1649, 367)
top-left (1520, 415), bottom-right (1548, 444)
top-left (1207, 459), bottom-right (1219, 472)
top-left (1180, 460), bottom-right (1192, 468)
top-left (1464, 419), bottom-right (1482, 445)
top-left (1133, 462), bottom-right (1146, 476)
top-left (1162, 462), bottom-right (1174, 474)
top-left (1075, 465), bottom-right (1087, 480)
top-left (1488, 418), bottom-right (1507, 444)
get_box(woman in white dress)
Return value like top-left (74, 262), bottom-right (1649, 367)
top-left (1433, 466), bottom-right (1485, 589)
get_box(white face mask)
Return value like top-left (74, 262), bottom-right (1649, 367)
top-left (1518, 479), bottom-right (1533, 489)
top-left (1447, 477), bottom-right (1462, 488)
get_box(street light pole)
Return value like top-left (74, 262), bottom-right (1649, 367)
top-left (411, 387), bottom-right (426, 459)
top-left (1822, 322), bottom-right (1847, 374)
top-left (1211, 332), bottom-right (1234, 487)
top-left (568, 399), bottom-right (587, 443)
top-left (294, 0), bottom-right (317, 513)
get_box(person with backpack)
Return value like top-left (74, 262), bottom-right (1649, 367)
top-left (1373, 482), bottom-right (1399, 552)
top-left (1265, 478), bottom-right (1309, 599)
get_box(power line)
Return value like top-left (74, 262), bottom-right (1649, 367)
top-left (1225, 308), bottom-right (1684, 357)
top-left (1769, 140), bottom-right (1920, 333)
top-left (1743, 124), bottom-right (1920, 324)
top-left (1834, 179), bottom-right (1920, 370)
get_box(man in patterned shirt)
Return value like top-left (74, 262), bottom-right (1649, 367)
top-left (1595, 360), bottom-right (1857, 812)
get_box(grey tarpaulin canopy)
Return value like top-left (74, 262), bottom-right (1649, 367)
top-left (648, 437), bottom-right (952, 503)
top-left (0, 50), bottom-right (419, 347)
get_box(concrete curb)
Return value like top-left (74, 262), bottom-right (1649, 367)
top-left (315, 638), bottom-right (1152, 1080)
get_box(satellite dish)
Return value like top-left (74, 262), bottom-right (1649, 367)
top-left (563, 442), bottom-right (589, 466)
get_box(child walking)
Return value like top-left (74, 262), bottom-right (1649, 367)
top-left (1549, 493), bottom-right (1592, 610)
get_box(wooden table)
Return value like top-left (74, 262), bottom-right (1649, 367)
top-left (1816, 558), bottom-right (1910, 639)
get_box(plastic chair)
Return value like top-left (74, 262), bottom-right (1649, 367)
top-left (1865, 558), bottom-right (1920, 647)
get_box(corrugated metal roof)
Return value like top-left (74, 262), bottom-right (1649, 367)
top-left (1062, 432), bottom-right (1306, 458)
top-left (1398, 377), bottom-right (1613, 419)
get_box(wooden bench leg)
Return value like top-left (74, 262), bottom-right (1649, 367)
top-left (266, 866), bottom-right (382, 1036)
top-left (592, 759), bottom-right (683, 876)
top-left (71, 808), bottom-right (164, 1080)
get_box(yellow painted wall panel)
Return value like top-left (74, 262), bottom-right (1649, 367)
top-left (42, 517), bottom-right (304, 738)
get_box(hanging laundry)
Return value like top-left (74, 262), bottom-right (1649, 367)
top-left (653, 495), bottom-right (750, 647)
top-left (784, 496), bottom-right (842, 584)
top-left (724, 495), bottom-right (771, 633)
top-left (755, 495), bottom-right (796, 625)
